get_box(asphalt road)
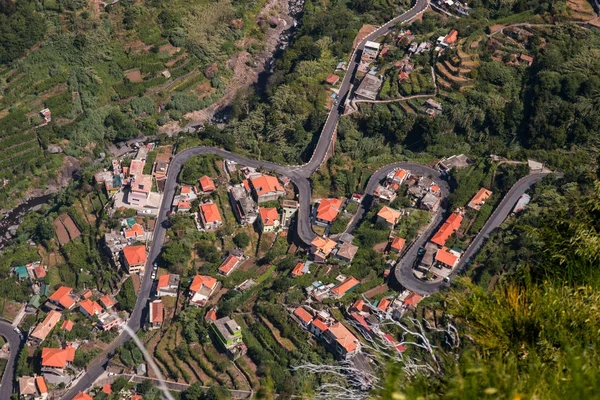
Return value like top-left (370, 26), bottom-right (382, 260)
top-left (0, 321), bottom-right (23, 399)
top-left (60, 3), bottom-right (432, 398)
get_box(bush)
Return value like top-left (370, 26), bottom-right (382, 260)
top-left (233, 232), bottom-right (251, 248)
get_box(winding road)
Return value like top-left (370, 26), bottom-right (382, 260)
top-left (0, 322), bottom-right (23, 400)
top-left (56, 0), bottom-right (551, 396)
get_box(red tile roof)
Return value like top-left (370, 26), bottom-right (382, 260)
top-left (124, 223), bottom-right (144, 239)
top-left (157, 274), bottom-right (170, 289)
top-left (61, 320), bottom-right (74, 332)
top-left (377, 298), bottom-right (391, 312)
top-left (325, 74), bottom-right (339, 85)
top-left (351, 299), bottom-right (366, 312)
top-left (293, 307), bottom-right (313, 325)
top-left (310, 318), bottom-right (329, 332)
top-left (79, 299), bottom-right (102, 316)
top-left (250, 175), bottom-right (284, 196)
top-left (99, 295), bottom-right (116, 309)
top-left (81, 289), bottom-right (93, 299)
top-left (190, 275), bottom-right (218, 292)
top-left (36, 376), bottom-right (48, 394)
top-left (327, 322), bottom-right (359, 353)
top-left (259, 207), bottom-right (280, 226)
top-left (33, 265), bottom-right (46, 279)
top-left (150, 301), bottom-right (164, 324)
top-left (131, 395), bottom-right (143, 400)
top-left (404, 292), bottom-right (423, 307)
top-left (102, 384), bottom-right (112, 394)
top-left (49, 286), bottom-right (75, 309)
top-left (430, 212), bottom-right (463, 247)
top-left (377, 206), bottom-right (401, 225)
top-left (468, 188), bottom-right (492, 209)
top-left (316, 198), bottom-right (342, 223)
top-left (290, 262), bottom-right (304, 277)
top-left (398, 71), bottom-right (409, 81)
top-left (199, 176), bottom-right (216, 192)
top-left (205, 309), bottom-right (218, 322)
top-left (41, 346), bottom-right (76, 368)
top-left (435, 247), bottom-right (459, 267)
top-left (31, 310), bottom-right (62, 342)
top-left (200, 203), bottom-right (222, 224)
top-left (444, 29), bottom-right (458, 44)
top-left (177, 201), bottom-right (192, 210)
top-left (331, 277), bottom-right (360, 298)
top-left (73, 393), bottom-right (93, 400)
top-left (390, 236), bottom-right (406, 251)
top-left (217, 255), bottom-right (242, 276)
top-left (123, 245), bottom-right (147, 266)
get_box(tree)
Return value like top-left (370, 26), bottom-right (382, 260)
top-left (16, 347), bottom-right (30, 377)
top-left (116, 277), bottom-right (136, 312)
top-left (233, 232), bottom-right (251, 248)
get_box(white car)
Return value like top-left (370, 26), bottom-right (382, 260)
top-left (151, 272), bottom-right (157, 279)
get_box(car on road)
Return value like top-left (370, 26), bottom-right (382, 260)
top-left (417, 247), bottom-right (425, 257)
top-left (151, 272), bottom-right (156, 280)
top-left (13, 327), bottom-right (20, 334)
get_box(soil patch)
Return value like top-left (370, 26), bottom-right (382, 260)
top-left (567, 0), bottom-right (596, 20)
top-left (353, 24), bottom-right (378, 49)
top-left (363, 283), bottom-right (389, 298)
top-left (372, 241), bottom-right (388, 253)
top-left (125, 69), bottom-right (143, 83)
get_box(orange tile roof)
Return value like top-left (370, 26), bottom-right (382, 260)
top-left (327, 322), bottom-right (359, 353)
top-left (390, 236), bottom-right (406, 251)
top-left (398, 71), bottom-right (409, 81)
top-left (294, 307), bottom-right (313, 325)
top-left (41, 346), bottom-right (76, 368)
top-left (49, 286), bottom-right (75, 309)
top-left (310, 318), bottom-right (329, 332)
top-left (131, 395), bottom-right (143, 400)
top-left (250, 175), bottom-right (284, 196)
top-left (199, 176), bottom-right (216, 192)
top-left (36, 376), bottom-right (47, 394)
top-left (431, 185), bottom-right (441, 193)
top-left (124, 223), bottom-right (144, 239)
top-left (242, 179), bottom-right (250, 192)
top-left (123, 245), bottom-right (147, 266)
top-left (311, 237), bottom-right (337, 256)
top-left (468, 188), bottom-right (492, 209)
top-left (61, 320), bottom-right (74, 332)
top-left (102, 384), bottom-right (112, 394)
top-left (205, 309), bottom-right (218, 321)
top-left (190, 275), bottom-right (218, 292)
top-left (181, 185), bottom-right (195, 194)
top-left (291, 262), bottom-right (304, 277)
top-left (33, 265), bottom-right (46, 279)
top-left (150, 301), bottom-right (164, 323)
top-left (81, 289), bottom-right (93, 299)
top-left (217, 255), bottom-right (241, 276)
top-left (99, 295), bottom-right (116, 309)
top-left (331, 277), bottom-right (360, 297)
top-left (157, 274), bottom-right (171, 289)
top-left (445, 29), bottom-right (458, 44)
top-left (316, 198), bottom-right (343, 223)
top-left (31, 310), bottom-right (62, 342)
top-left (177, 201), bottom-right (192, 210)
top-left (435, 247), bottom-right (459, 267)
top-left (259, 207), bottom-right (280, 226)
top-left (377, 206), bottom-right (401, 225)
top-left (129, 159), bottom-right (145, 177)
top-left (404, 292), bottom-right (423, 307)
top-left (325, 74), bottom-right (339, 85)
top-left (73, 393), bottom-right (93, 400)
top-left (377, 298), bottom-right (391, 312)
top-left (79, 299), bottom-right (102, 316)
top-left (351, 299), bottom-right (366, 312)
top-left (430, 212), bottom-right (462, 247)
top-left (200, 203), bottom-right (222, 223)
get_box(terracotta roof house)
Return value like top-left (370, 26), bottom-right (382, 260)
top-left (217, 254), bottom-right (243, 277)
top-left (122, 245), bottom-right (147, 274)
top-left (41, 346), bottom-right (76, 369)
top-left (199, 176), bottom-right (216, 192)
top-left (189, 275), bottom-right (219, 306)
top-left (205, 308), bottom-right (218, 322)
top-left (377, 298), bottom-right (391, 312)
top-left (390, 169), bottom-right (409, 184)
top-left (404, 292), bottom-right (423, 308)
top-left (322, 321), bottom-right (360, 360)
top-left (123, 223), bottom-right (145, 240)
top-left (149, 300), bottom-right (164, 329)
top-left (80, 289), bottom-right (93, 300)
top-left (31, 310), bottom-right (62, 344)
top-left (102, 384), bottom-right (112, 395)
top-left (398, 71), bottom-right (410, 82)
top-left (177, 201), bottom-right (192, 213)
top-left (309, 318), bottom-right (329, 340)
top-left (389, 236), bottom-right (406, 253)
top-left (257, 207), bottom-right (280, 233)
top-left (435, 247), bottom-right (460, 268)
top-left (377, 206), bottom-right (401, 228)
top-left (467, 188), bottom-right (492, 211)
top-left (430, 212), bottom-right (463, 247)
top-left (315, 198), bottom-right (343, 225)
top-left (32, 265), bottom-right (47, 280)
top-left (79, 299), bottom-right (103, 318)
top-left (519, 53), bottom-right (534, 66)
top-left (48, 286), bottom-right (76, 310)
top-left (336, 242), bottom-right (359, 263)
top-left (293, 307), bottom-right (313, 327)
top-left (36, 376), bottom-right (48, 397)
top-left (128, 174), bottom-right (153, 207)
top-left (156, 274), bottom-right (180, 297)
top-left (290, 262), bottom-right (304, 278)
top-left (19, 376), bottom-right (37, 397)
top-left (248, 175), bottom-right (285, 203)
top-left (324, 74), bottom-right (340, 85)
top-left (199, 202), bottom-right (222, 230)
top-left (351, 299), bottom-right (368, 313)
top-left (330, 277), bottom-right (360, 299)
top-left (311, 237), bottom-right (337, 263)
top-left (61, 320), bottom-right (74, 332)
top-left (99, 295), bottom-right (116, 310)
top-left (443, 29), bottom-right (458, 45)
top-left (72, 393), bottom-right (93, 400)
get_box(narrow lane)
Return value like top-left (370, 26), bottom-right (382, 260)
top-left (0, 322), bottom-right (22, 399)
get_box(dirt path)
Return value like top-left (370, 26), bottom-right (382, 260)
top-left (159, 0), bottom-right (294, 135)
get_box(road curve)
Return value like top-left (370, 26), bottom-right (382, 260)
top-left (61, 1), bottom-right (430, 398)
top-left (0, 321), bottom-right (23, 399)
